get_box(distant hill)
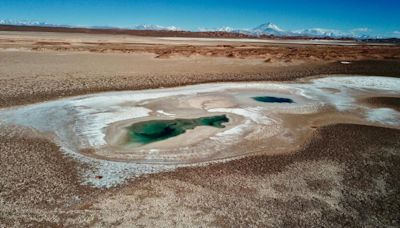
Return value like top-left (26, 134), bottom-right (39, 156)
top-left (0, 22), bottom-right (398, 43)
top-left (1, 19), bottom-right (399, 42)
top-left (0, 24), bottom-right (256, 39)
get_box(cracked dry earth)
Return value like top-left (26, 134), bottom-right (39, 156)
top-left (1, 123), bottom-right (400, 227)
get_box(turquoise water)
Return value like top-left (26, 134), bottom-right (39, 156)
top-left (127, 115), bottom-right (229, 145)
top-left (252, 96), bottom-right (294, 103)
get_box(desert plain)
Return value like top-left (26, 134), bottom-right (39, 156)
top-left (0, 29), bottom-right (400, 227)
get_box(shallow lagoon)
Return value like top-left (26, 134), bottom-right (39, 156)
top-left (127, 115), bottom-right (229, 145)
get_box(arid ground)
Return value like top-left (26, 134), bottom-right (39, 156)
top-left (0, 30), bottom-right (399, 227)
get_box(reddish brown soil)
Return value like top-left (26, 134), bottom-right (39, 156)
top-left (363, 97), bottom-right (400, 111)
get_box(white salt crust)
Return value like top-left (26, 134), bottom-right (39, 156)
top-left (0, 75), bottom-right (399, 187)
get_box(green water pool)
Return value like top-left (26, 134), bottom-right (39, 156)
top-left (252, 96), bottom-right (294, 103)
top-left (126, 115), bottom-right (229, 145)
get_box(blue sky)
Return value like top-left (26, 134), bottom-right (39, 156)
top-left (1, 0), bottom-right (399, 37)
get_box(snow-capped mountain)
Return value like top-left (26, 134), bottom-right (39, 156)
top-left (131, 24), bottom-right (180, 31)
top-left (292, 28), bottom-right (344, 38)
top-left (199, 26), bottom-right (242, 33)
top-left (200, 22), bottom-right (354, 38)
top-left (252, 22), bottom-right (288, 36)
top-left (0, 19), bottom-right (57, 27)
top-left (216, 26), bottom-right (236, 32)
top-left (202, 22), bottom-right (375, 38)
top-left (200, 23), bottom-right (290, 36)
top-left (0, 20), bottom-right (180, 31)
top-left (294, 28), bottom-right (376, 38)
top-left (0, 19), bottom-right (380, 38)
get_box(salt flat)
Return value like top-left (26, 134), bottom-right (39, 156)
top-left (1, 29), bottom-right (400, 227)
top-left (1, 76), bottom-right (399, 188)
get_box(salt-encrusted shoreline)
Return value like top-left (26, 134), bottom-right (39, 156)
top-left (0, 75), bottom-right (399, 187)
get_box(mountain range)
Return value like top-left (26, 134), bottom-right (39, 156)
top-left (0, 19), bottom-right (380, 39)
top-left (200, 22), bottom-right (376, 39)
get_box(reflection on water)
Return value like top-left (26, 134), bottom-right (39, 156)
top-left (127, 115), bottom-right (229, 145)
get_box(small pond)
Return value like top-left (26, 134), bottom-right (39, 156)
top-left (252, 96), bottom-right (294, 103)
top-left (127, 115), bottom-right (229, 145)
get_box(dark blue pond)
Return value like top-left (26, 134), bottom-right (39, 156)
top-left (252, 96), bottom-right (294, 103)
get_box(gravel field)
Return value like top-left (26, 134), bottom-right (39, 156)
top-left (1, 124), bottom-right (399, 226)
